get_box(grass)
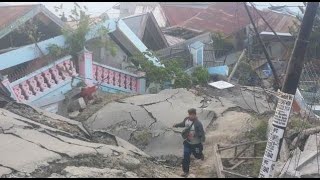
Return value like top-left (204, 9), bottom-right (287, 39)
top-left (245, 117), bottom-right (269, 141)
top-left (287, 116), bottom-right (312, 132)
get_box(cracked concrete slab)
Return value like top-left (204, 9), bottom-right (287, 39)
top-left (0, 134), bottom-right (61, 173)
top-left (5, 128), bottom-right (97, 158)
top-left (115, 136), bottom-right (150, 157)
top-left (0, 105), bottom-right (179, 178)
top-left (143, 130), bottom-right (183, 157)
top-left (55, 135), bottom-right (105, 148)
top-left (122, 89), bottom-right (180, 106)
top-left (0, 166), bottom-right (12, 177)
top-left (31, 106), bottom-right (90, 136)
top-left (1, 109), bottom-right (85, 140)
top-left (86, 88), bottom-right (219, 157)
top-left (0, 114), bottom-right (31, 130)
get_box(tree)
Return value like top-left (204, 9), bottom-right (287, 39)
top-left (47, 3), bottom-right (117, 59)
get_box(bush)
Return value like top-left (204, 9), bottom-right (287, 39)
top-left (192, 66), bottom-right (210, 85)
top-left (245, 119), bottom-right (268, 141)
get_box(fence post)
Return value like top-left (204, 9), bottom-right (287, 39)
top-left (78, 47), bottom-right (94, 86)
top-left (136, 71), bottom-right (146, 94)
top-left (0, 75), bottom-right (17, 101)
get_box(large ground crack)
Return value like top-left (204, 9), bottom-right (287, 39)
top-left (139, 105), bottom-right (157, 128)
top-left (128, 112), bottom-right (138, 126)
top-left (141, 90), bottom-right (180, 107)
top-left (42, 130), bottom-right (101, 154)
top-left (0, 164), bottom-right (18, 175)
top-left (3, 132), bottom-right (69, 158)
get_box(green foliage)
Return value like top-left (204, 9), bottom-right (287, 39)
top-left (211, 32), bottom-right (234, 51)
top-left (287, 117), bottom-right (312, 132)
top-left (129, 51), bottom-right (194, 89)
top-left (191, 66), bottom-right (210, 85)
top-left (46, 44), bottom-right (66, 59)
top-left (164, 60), bottom-right (192, 89)
top-left (47, 3), bottom-right (117, 58)
top-left (246, 118), bottom-right (268, 141)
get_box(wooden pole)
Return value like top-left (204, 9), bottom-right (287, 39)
top-left (228, 49), bottom-right (247, 82)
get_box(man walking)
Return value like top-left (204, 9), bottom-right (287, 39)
top-left (173, 108), bottom-right (206, 177)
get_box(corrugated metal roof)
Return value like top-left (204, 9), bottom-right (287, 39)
top-left (160, 5), bottom-right (204, 26)
top-left (257, 10), bottom-right (298, 33)
top-left (164, 34), bottom-right (185, 46)
top-left (176, 2), bottom-right (258, 36)
top-left (0, 5), bottom-right (38, 30)
top-left (160, 2), bottom-right (212, 9)
top-left (175, 2), bottom-right (297, 36)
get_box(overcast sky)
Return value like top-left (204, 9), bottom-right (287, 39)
top-left (3, 2), bottom-right (304, 18)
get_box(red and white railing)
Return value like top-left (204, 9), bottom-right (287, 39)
top-left (10, 55), bottom-right (77, 102)
top-left (92, 62), bottom-right (138, 92)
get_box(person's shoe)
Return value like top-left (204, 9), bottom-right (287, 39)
top-left (180, 172), bottom-right (189, 177)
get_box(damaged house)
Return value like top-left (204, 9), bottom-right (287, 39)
top-left (122, 12), bottom-right (169, 51)
top-left (153, 2), bottom-right (298, 79)
top-left (0, 4), bottom-right (165, 113)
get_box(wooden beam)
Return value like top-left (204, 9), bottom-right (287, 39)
top-left (232, 144), bottom-right (250, 161)
top-left (226, 160), bottom-right (246, 170)
top-left (214, 144), bottom-right (225, 178)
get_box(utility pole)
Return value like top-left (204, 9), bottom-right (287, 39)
top-left (243, 2), bottom-right (281, 91)
top-left (258, 2), bottom-right (319, 178)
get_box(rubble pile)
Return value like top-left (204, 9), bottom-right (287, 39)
top-left (85, 87), bottom-right (274, 161)
top-left (0, 104), bottom-right (179, 178)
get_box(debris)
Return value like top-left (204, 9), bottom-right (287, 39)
top-left (208, 81), bottom-right (234, 90)
top-left (119, 155), bottom-right (141, 170)
top-left (68, 111), bottom-right (80, 119)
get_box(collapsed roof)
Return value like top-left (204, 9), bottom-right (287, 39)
top-left (0, 4), bottom-right (66, 52)
top-left (122, 12), bottom-right (169, 51)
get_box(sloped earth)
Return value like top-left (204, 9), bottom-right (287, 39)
top-left (86, 87), bottom-right (275, 177)
top-left (0, 107), bottom-right (179, 178)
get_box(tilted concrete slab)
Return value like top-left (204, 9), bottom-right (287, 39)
top-left (122, 88), bottom-right (180, 105)
top-left (86, 88), bottom-right (219, 157)
top-left (0, 134), bottom-right (61, 173)
top-left (6, 128), bottom-right (96, 158)
top-left (0, 167), bottom-right (12, 177)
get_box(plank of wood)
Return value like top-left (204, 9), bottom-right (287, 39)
top-left (214, 144), bottom-right (225, 178)
top-left (232, 145), bottom-right (251, 161)
top-left (225, 160), bottom-right (246, 170)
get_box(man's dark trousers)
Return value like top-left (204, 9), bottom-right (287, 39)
top-left (182, 141), bottom-right (204, 173)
